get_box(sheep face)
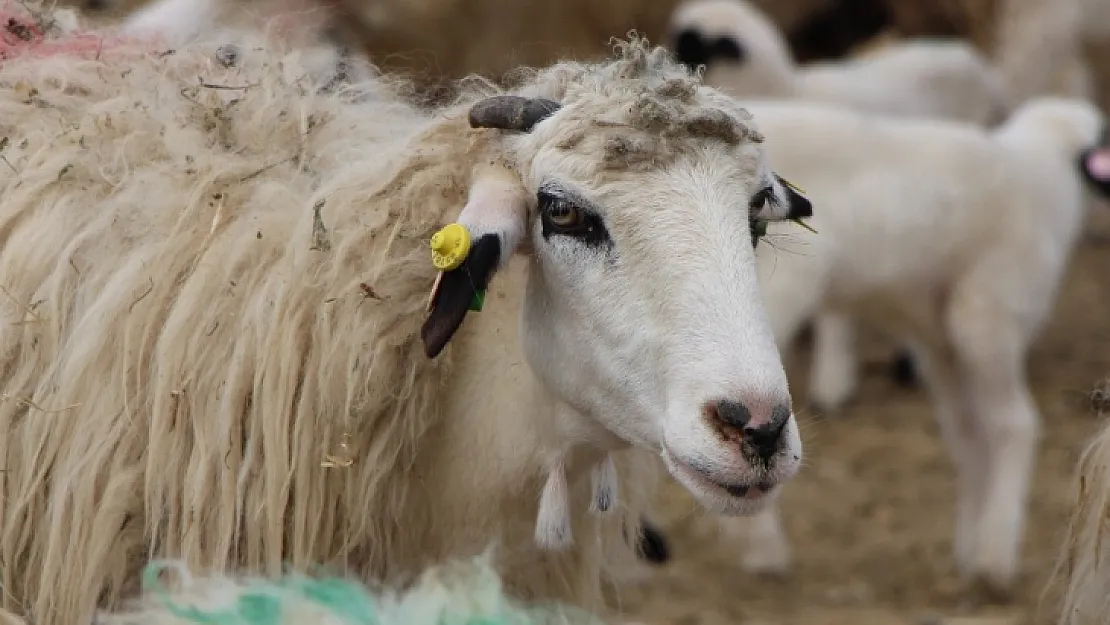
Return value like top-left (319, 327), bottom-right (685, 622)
top-left (467, 93), bottom-right (809, 515)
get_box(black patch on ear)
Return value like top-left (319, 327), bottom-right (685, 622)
top-left (672, 28), bottom-right (746, 74)
top-left (421, 233), bottom-right (502, 359)
top-left (776, 175), bottom-right (813, 219)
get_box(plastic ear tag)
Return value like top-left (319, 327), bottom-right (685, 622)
top-left (424, 223), bottom-right (487, 314)
top-left (470, 289), bottom-right (485, 312)
top-left (430, 223), bottom-right (471, 271)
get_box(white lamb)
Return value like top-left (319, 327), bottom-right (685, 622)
top-left (666, 0), bottom-right (1012, 127)
top-left (0, 4), bottom-right (813, 622)
top-left (707, 95), bottom-right (1109, 595)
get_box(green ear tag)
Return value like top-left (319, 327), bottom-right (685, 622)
top-left (469, 289), bottom-right (486, 312)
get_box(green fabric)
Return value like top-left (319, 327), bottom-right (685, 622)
top-left (141, 564), bottom-right (378, 625)
top-left (134, 561), bottom-right (594, 625)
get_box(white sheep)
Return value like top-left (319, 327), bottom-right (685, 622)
top-left (666, 0), bottom-right (1012, 127)
top-left (0, 6), bottom-right (813, 624)
top-left (700, 95), bottom-right (1109, 594)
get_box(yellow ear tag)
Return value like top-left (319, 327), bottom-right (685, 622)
top-left (430, 223), bottom-right (472, 271)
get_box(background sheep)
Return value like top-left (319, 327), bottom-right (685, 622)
top-left (0, 8), bottom-right (812, 624)
top-left (664, 0), bottom-right (1011, 127)
top-left (703, 96), bottom-right (1109, 595)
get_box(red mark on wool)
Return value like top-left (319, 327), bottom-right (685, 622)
top-left (0, 1), bottom-right (146, 61)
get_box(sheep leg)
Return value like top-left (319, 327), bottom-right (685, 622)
top-left (909, 341), bottom-right (986, 571)
top-left (951, 343), bottom-right (1037, 595)
top-left (721, 502), bottom-right (791, 575)
top-left (807, 310), bottom-right (858, 415)
top-left (944, 286), bottom-right (1039, 595)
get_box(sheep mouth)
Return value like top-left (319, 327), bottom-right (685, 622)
top-left (662, 446), bottom-right (776, 501)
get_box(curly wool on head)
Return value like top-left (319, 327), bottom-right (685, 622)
top-left (493, 35), bottom-right (763, 173)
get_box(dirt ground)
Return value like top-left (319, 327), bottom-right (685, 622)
top-left (608, 209), bottom-right (1110, 625)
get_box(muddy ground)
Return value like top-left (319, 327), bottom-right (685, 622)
top-left (610, 208), bottom-right (1110, 625)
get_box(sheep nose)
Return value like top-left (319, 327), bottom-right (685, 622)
top-left (704, 399), bottom-right (791, 463)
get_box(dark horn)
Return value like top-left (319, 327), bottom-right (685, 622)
top-left (468, 95), bottom-right (562, 132)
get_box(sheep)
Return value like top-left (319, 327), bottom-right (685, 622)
top-left (666, 0), bottom-right (1012, 127)
top-left (0, 6), bottom-right (813, 624)
top-left (682, 95), bottom-right (1109, 592)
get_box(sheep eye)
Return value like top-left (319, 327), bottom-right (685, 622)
top-left (547, 198), bottom-right (582, 228)
top-left (537, 189), bottom-right (610, 247)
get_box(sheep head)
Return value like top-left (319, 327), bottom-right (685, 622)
top-left (426, 38), bottom-right (814, 518)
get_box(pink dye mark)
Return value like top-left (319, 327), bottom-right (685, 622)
top-left (0, 1), bottom-right (148, 61)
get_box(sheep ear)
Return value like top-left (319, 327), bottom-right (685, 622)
top-left (421, 168), bottom-right (530, 359)
top-left (765, 173), bottom-right (813, 221)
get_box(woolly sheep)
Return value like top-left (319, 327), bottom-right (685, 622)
top-left (0, 7), bottom-right (813, 624)
top-left (694, 96), bottom-right (1108, 592)
top-left (666, 0), bottom-right (1012, 127)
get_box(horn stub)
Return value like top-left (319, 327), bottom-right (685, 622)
top-left (469, 96), bottom-right (562, 132)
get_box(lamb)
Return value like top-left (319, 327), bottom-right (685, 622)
top-left (683, 96), bottom-right (1108, 593)
top-left (666, 0), bottom-right (1012, 127)
top-left (0, 7), bottom-right (813, 624)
